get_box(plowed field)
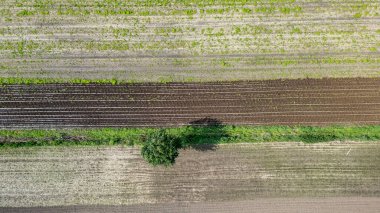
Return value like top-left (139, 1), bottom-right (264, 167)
top-left (1, 78), bottom-right (379, 128)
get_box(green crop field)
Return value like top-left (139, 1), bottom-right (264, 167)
top-left (0, 0), bottom-right (379, 82)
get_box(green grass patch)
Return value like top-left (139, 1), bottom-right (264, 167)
top-left (242, 8), bottom-right (252, 14)
top-left (1, 125), bottom-right (379, 148)
top-left (16, 9), bottom-right (36, 16)
top-left (3, 125), bottom-right (379, 166)
top-left (0, 77), bottom-right (119, 85)
top-left (353, 13), bottom-right (362, 18)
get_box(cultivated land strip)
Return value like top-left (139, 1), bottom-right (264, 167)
top-left (3, 198), bottom-right (380, 213)
top-left (0, 0), bottom-right (379, 81)
top-left (0, 142), bottom-right (379, 207)
top-left (0, 78), bottom-right (379, 128)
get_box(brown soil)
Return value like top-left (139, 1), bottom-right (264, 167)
top-left (1, 78), bottom-right (379, 128)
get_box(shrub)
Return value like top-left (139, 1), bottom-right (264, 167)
top-left (141, 130), bottom-right (180, 166)
top-left (298, 132), bottom-right (337, 143)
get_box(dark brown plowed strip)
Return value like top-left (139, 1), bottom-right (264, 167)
top-left (1, 78), bottom-right (379, 129)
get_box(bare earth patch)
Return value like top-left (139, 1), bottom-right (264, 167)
top-left (0, 142), bottom-right (379, 208)
top-left (1, 78), bottom-right (380, 128)
top-left (2, 197), bottom-right (380, 213)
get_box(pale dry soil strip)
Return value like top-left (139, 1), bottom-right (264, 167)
top-left (0, 142), bottom-right (379, 208)
top-left (1, 197), bottom-right (380, 213)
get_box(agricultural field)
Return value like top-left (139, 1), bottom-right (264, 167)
top-left (0, 142), bottom-right (379, 209)
top-left (0, 0), bottom-right (379, 82)
top-left (1, 0), bottom-right (380, 212)
top-left (1, 78), bottom-right (380, 128)
top-left (4, 198), bottom-right (380, 213)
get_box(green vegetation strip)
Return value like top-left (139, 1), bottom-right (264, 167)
top-left (0, 77), bottom-right (199, 85)
top-left (0, 77), bottom-right (121, 85)
top-left (0, 77), bottom-right (235, 85)
top-left (1, 125), bottom-right (379, 148)
top-left (0, 76), bottom-right (369, 85)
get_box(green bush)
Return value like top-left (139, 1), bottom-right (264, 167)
top-left (298, 132), bottom-right (337, 143)
top-left (141, 130), bottom-right (180, 166)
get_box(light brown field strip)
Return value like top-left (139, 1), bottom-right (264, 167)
top-left (2, 198), bottom-right (380, 213)
top-left (0, 143), bottom-right (379, 207)
top-left (1, 0), bottom-right (379, 82)
top-left (0, 78), bottom-right (379, 129)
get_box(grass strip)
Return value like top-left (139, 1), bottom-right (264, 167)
top-left (0, 77), bottom-right (121, 85)
top-left (1, 125), bottom-right (379, 148)
top-left (0, 76), bottom-right (370, 85)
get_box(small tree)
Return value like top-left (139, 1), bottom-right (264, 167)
top-left (141, 130), bottom-right (179, 166)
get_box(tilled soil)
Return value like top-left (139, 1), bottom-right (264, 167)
top-left (1, 78), bottom-right (379, 128)
top-left (0, 142), bottom-right (379, 207)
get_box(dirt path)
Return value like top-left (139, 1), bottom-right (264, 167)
top-left (1, 78), bottom-right (380, 128)
top-left (2, 197), bottom-right (380, 213)
top-left (0, 142), bottom-right (379, 207)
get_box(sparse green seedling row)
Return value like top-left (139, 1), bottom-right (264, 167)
top-left (1, 0), bottom-right (379, 81)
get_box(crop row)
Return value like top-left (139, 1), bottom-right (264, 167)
top-left (0, 0), bottom-right (379, 82)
